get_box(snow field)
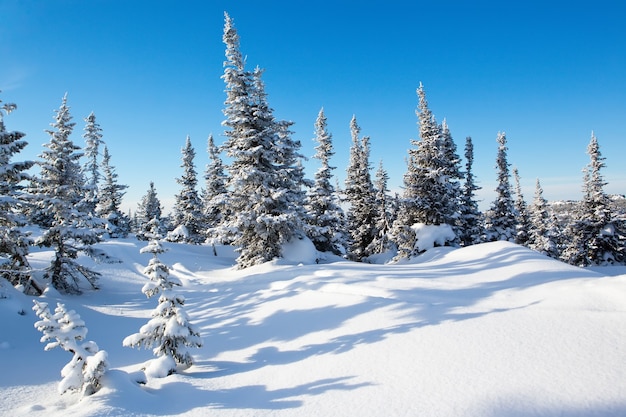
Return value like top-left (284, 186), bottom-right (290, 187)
top-left (1, 239), bottom-right (625, 416)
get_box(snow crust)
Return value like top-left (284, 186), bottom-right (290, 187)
top-left (1, 239), bottom-right (625, 416)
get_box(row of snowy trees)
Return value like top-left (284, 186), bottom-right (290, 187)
top-left (1, 13), bottom-right (625, 296)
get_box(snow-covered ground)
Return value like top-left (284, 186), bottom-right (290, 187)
top-left (1, 238), bottom-right (625, 417)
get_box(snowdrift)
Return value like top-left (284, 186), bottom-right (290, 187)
top-left (1, 240), bottom-right (625, 417)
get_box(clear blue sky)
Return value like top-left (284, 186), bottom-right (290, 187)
top-left (1, 0), bottom-right (625, 213)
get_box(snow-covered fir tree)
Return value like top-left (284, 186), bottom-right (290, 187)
top-left (484, 132), bottom-right (517, 242)
top-left (439, 119), bottom-right (463, 238)
top-left (33, 300), bottom-right (108, 396)
top-left (366, 160), bottom-right (396, 256)
top-left (457, 136), bottom-right (484, 246)
top-left (513, 167), bottom-right (531, 246)
top-left (169, 136), bottom-right (204, 244)
top-left (0, 94), bottom-right (39, 294)
top-left (82, 112), bottom-right (104, 215)
top-left (528, 178), bottom-right (560, 258)
top-left (97, 146), bottom-right (129, 238)
top-left (391, 83), bottom-right (456, 258)
top-left (32, 94), bottom-right (103, 294)
top-left (123, 238), bottom-right (202, 377)
top-left (221, 13), bottom-right (308, 268)
top-left (135, 182), bottom-right (165, 240)
top-left (202, 134), bottom-right (229, 244)
top-left (562, 133), bottom-right (624, 266)
top-left (344, 116), bottom-right (376, 261)
top-left (304, 108), bottom-right (348, 256)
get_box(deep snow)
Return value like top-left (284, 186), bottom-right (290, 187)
top-left (1, 238), bottom-right (625, 417)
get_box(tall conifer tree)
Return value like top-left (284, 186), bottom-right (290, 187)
top-left (304, 108), bottom-right (348, 255)
top-left (457, 136), bottom-right (483, 246)
top-left (0, 93), bottom-right (38, 293)
top-left (221, 13), bottom-right (307, 268)
top-left (484, 132), bottom-right (517, 242)
top-left (33, 94), bottom-right (102, 294)
top-left (562, 133), bottom-right (624, 265)
top-left (344, 116), bottom-right (376, 261)
top-left (170, 136), bottom-right (204, 244)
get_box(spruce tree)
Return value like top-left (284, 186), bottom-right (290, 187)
top-left (439, 119), bottom-right (463, 236)
top-left (562, 133), bottom-right (624, 265)
top-left (484, 132), bottom-right (517, 242)
top-left (202, 134), bottom-right (228, 244)
top-left (123, 238), bottom-right (202, 376)
top-left (391, 83), bottom-right (456, 259)
top-left (170, 136), bottom-right (204, 244)
top-left (513, 167), bottom-right (531, 246)
top-left (366, 160), bottom-right (395, 256)
top-left (97, 146), bottom-right (129, 238)
top-left (528, 178), bottom-right (560, 258)
top-left (135, 182), bottom-right (164, 240)
top-left (0, 93), bottom-right (39, 294)
top-left (304, 108), bottom-right (348, 256)
top-left (344, 116), bottom-right (376, 261)
top-left (457, 136), bottom-right (483, 246)
top-left (33, 300), bottom-right (108, 395)
top-left (221, 13), bottom-right (307, 268)
top-left (82, 112), bottom-right (104, 215)
top-left (33, 94), bottom-right (102, 294)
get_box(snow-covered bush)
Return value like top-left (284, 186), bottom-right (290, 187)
top-left (123, 238), bottom-right (202, 377)
top-left (32, 300), bottom-right (108, 396)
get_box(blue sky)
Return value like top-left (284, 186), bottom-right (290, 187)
top-left (1, 0), bottom-right (625, 212)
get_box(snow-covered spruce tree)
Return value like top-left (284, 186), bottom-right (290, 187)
top-left (365, 160), bottom-right (396, 256)
top-left (344, 116), bottom-right (376, 261)
top-left (457, 136), bottom-right (484, 246)
top-left (32, 94), bottom-right (103, 294)
top-left (135, 182), bottom-right (165, 240)
top-left (97, 146), bottom-right (129, 238)
top-left (513, 167), bottom-right (531, 246)
top-left (33, 300), bottom-right (108, 396)
top-left (439, 119), bottom-right (463, 240)
top-left (0, 94), bottom-right (40, 294)
top-left (562, 133), bottom-right (624, 266)
top-left (202, 134), bottom-right (229, 246)
top-left (528, 178), bottom-right (560, 258)
top-left (169, 136), bottom-right (204, 244)
top-left (221, 13), bottom-right (308, 268)
top-left (484, 132), bottom-right (517, 242)
top-left (123, 238), bottom-right (202, 376)
top-left (391, 83), bottom-right (456, 259)
top-left (82, 112), bottom-right (104, 215)
top-left (304, 108), bottom-right (348, 256)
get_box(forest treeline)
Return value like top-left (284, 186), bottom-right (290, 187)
top-left (1, 13), bottom-right (624, 297)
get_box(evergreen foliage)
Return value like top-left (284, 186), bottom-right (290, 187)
top-left (391, 84), bottom-right (458, 259)
top-left (33, 300), bottom-right (108, 396)
top-left (528, 178), bottom-right (560, 258)
top-left (221, 14), bottom-right (308, 268)
top-left (366, 161), bottom-right (396, 256)
top-left (0, 93), bottom-right (39, 294)
top-left (170, 136), bottom-right (204, 244)
top-left (32, 94), bottom-right (103, 294)
top-left (202, 134), bottom-right (229, 244)
top-left (344, 116), bottom-right (376, 261)
top-left (97, 146), bottom-right (129, 238)
top-left (123, 239), bottom-right (202, 375)
top-left (304, 108), bottom-right (348, 256)
top-left (135, 182), bottom-right (165, 240)
top-left (457, 136), bottom-right (483, 246)
top-left (562, 133), bottom-right (624, 265)
top-left (484, 132), bottom-right (517, 242)
top-left (513, 167), bottom-right (531, 246)
top-left (82, 112), bottom-right (104, 215)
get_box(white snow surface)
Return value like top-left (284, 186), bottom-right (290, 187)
top-left (1, 238), bottom-right (625, 417)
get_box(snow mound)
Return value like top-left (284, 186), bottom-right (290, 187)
top-left (280, 236), bottom-right (319, 264)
